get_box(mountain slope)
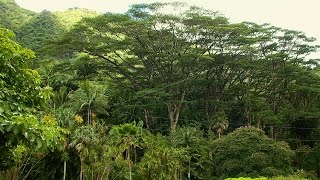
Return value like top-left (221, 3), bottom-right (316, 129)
top-left (0, 0), bottom-right (99, 54)
top-left (0, 0), bottom-right (35, 32)
top-left (16, 8), bottom-right (99, 54)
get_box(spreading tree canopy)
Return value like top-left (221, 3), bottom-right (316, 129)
top-left (51, 3), bottom-right (320, 132)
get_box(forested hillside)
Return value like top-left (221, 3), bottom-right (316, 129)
top-left (17, 8), bottom-right (98, 53)
top-left (0, 0), bottom-right (98, 53)
top-left (0, 0), bottom-right (35, 32)
top-left (1, 1), bottom-right (320, 180)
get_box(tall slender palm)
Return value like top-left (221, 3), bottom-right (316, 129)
top-left (213, 111), bottom-right (229, 139)
top-left (70, 126), bottom-right (99, 180)
top-left (69, 80), bottom-right (108, 125)
top-left (108, 122), bottom-right (144, 180)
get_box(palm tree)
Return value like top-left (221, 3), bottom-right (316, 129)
top-left (69, 80), bottom-right (108, 125)
top-left (213, 111), bottom-right (229, 139)
top-left (139, 133), bottom-right (187, 180)
top-left (108, 122), bottom-right (144, 180)
top-left (170, 127), bottom-right (209, 179)
top-left (70, 126), bottom-right (100, 180)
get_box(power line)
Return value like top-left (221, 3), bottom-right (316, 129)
top-left (112, 113), bottom-right (320, 130)
top-left (108, 72), bottom-right (203, 109)
top-left (107, 110), bottom-right (320, 145)
top-left (277, 139), bottom-right (320, 142)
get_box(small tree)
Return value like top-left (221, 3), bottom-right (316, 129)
top-left (0, 28), bottom-right (65, 176)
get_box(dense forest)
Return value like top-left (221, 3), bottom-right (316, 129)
top-left (1, 1), bottom-right (320, 179)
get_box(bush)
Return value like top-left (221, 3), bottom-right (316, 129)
top-left (270, 169), bottom-right (315, 180)
top-left (225, 170), bottom-right (313, 180)
top-left (211, 127), bottom-right (294, 178)
top-left (295, 144), bottom-right (320, 176)
top-left (225, 178), bottom-right (267, 180)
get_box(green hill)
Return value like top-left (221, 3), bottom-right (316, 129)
top-left (17, 8), bottom-right (98, 53)
top-left (0, 0), bottom-right (35, 32)
top-left (54, 8), bottom-right (98, 30)
top-left (16, 10), bottom-right (66, 51)
top-left (0, 1), bottom-right (98, 53)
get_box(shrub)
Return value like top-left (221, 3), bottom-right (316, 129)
top-left (211, 127), bottom-right (294, 178)
top-left (225, 178), bottom-right (267, 180)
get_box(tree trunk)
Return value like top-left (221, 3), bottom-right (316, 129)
top-left (63, 160), bottom-right (66, 180)
top-left (2, 168), bottom-right (18, 180)
top-left (188, 159), bottom-right (191, 180)
top-left (128, 145), bottom-right (132, 180)
top-left (244, 106), bottom-right (252, 127)
top-left (87, 107), bottom-right (90, 125)
top-left (167, 90), bottom-right (185, 131)
top-left (144, 109), bottom-right (155, 129)
top-left (257, 118), bottom-right (261, 129)
top-left (80, 159), bottom-right (84, 180)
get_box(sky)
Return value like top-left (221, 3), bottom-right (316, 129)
top-left (15, 0), bottom-right (320, 55)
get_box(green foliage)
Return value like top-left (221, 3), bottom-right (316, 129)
top-left (0, 28), bottom-right (65, 171)
top-left (68, 80), bottom-right (108, 125)
top-left (2, 2), bottom-right (320, 179)
top-left (295, 144), bottom-right (320, 176)
top-left (0, 27), bottom-right (40, 116)
top-left (54, 8), bottom-right (98, 31)
top-left (17, 10), bottom-right (66, 52)
top-left (69, 124), bottom-right (108, 179)
top-left (225, 178), bottom-right (267, 180)
top-left (17, 9), bottom-right (98, 54)
top-left (138, 133), bottom-right (188, 180)
top-left (0, 1), bottom-right (98, 56)
top-left (211, 127), bottom-right (294, 178)
top-left (0, 0), bottom-right (35, 32)
top-left (0, 28), bottom-right (40, 108)
top-left (270, 170), bottom-right (314, 179)
top-left (226, 176), bottom-right (310, 180)
top-left (169, 126), bottom-right (213, 179)
top-left (52, 2), bottom-right (320, 134)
